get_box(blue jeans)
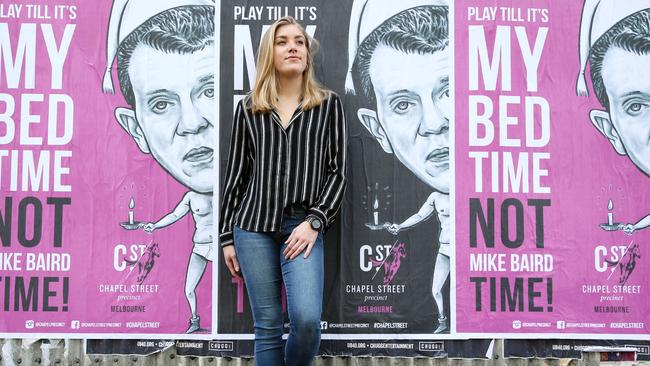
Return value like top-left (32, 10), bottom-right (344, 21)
top-left (233, 217), bottom-right (323, 366)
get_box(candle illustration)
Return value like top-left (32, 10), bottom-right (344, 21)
top-left (129, 197), bottom-right (135, 225)
top-left (599, 198), bottom-right (622, 231)
top-left (373, 196), bottom-right (379, 225)
top-left (607, 199), bottom-right (613, 226)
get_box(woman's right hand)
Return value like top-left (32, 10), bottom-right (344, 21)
top-left (223, 245), bottom-right (241, 279)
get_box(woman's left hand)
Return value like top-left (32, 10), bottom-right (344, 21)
top-left (284, 221), bottom-right (318, 260)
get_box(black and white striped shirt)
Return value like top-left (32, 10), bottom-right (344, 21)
top-left (219, 92), bottom-right (347, 247)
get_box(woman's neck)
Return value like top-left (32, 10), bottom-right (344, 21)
top-left (277, 74), bottom-right (303, 102)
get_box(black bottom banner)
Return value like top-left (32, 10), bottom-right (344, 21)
top-left (86, 339), bottom-right (175, 356)
top-left (88, 339), bottom-right (494, 358)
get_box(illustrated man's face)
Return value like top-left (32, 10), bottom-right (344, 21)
top-left (591, 47), bottom-right (650, 177)
top-left (115, 44), bottom-right (215, 193)
top-left (358, 45), bottom-right (450, 192)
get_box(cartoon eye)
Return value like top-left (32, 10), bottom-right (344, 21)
top-left (629, 103), bottom-right (643, 112)
top-left (625, 101), bottom-right (648, 115)
top-left (395, 101), bottom-right (412, 112)
top-left (152, 100), bottom-right (170, 113)
top-left (203, 88), bottom-right (214, 98)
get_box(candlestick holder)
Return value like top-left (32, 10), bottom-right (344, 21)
top-left (365, 222), bottom-right (391, 231)
top-left (599, 222), bottom-right (624, 231)
top-left (120, 221), bottom-right (144, 230)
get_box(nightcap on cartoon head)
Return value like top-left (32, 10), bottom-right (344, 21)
top-left (345, 0), bottom-right (448, 94)
top-left (576, 0), bottom-right (650, 96)
top-left (102, 0), bottom-right (214, 94)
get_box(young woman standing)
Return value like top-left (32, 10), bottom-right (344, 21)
top-left (219, 16), bottom-right (347, 366)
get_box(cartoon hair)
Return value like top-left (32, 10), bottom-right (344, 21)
top-left (589, 8), bottom-right (650, 109)
top-left (116, 5), bottom-right (214, 106)
top-left (352, 6), bottom-right (448, 103)
top-left (576, 0), bottom-right (650, 96)
top-left (345, 0), bottom-right (447, 94)
top-left (250, 16), bottom-right (328, 114)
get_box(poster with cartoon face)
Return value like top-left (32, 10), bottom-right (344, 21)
top-left (0, 0), bottom-right (217, 338)
top-left (455, 0), bottom-right (650, 338)
top-left (215, 2), bottom-right (455, 351)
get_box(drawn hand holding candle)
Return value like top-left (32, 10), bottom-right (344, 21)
top-left (622, 214), bottom-right (650, 235)
top-left (599, 198), bottom-right (650, 235)
top-left (143, 222), bottom-right (156, 233)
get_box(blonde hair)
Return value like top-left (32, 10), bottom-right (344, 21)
top-left (251, 16), bottom-right (328, 113)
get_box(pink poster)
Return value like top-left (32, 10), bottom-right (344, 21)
top-left (0, 0), bottom-right (217, 337)
top-left (455, 0), bottom-right (650, 337)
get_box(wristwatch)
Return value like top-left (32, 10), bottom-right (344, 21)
top-left (306, 215), bottom-right (323, 232)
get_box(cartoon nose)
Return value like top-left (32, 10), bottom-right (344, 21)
top-left (418, 99), bottom-right (449, 136)
top-left (177, 101), bottom-right (209, 135)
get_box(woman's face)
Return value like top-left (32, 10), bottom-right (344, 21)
top-left (273, 24), bottom-right (308, 78)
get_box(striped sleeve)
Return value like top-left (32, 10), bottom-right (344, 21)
top-left (219, 101), bottom-right (252, 247)
top-left (308, 94), bottom-right (347, 227)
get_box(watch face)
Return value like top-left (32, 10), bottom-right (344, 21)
top-left (311, 218), bottom-right (322, 230)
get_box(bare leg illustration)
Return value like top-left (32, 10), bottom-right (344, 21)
top-left (432, 254), bottom-right (450, 333)
top-left (185, 253), bottom-right (209, 333)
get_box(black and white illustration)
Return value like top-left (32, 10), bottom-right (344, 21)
top-left (216, 0), bottom-right (454, 348)
top-left (578, 0), bottom-right (650, 178)
top-left (578, 0), bottom-right (650, 238)
top-left (103, 0), bottom-right (216, 334)
top-left (347, 0), bottom-right (451, 333)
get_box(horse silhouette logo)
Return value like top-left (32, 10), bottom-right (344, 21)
top-left (371, 242), bottom-right (407, 284)
top-left (124, 242), bottom-right (160, 284)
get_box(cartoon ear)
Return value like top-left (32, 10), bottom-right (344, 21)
top-left (114, 107), bottom-right (150, 154)
top-left (590, 109), bottom-right (626, 156)
top-left (357, 108), bottom-right (393, 154)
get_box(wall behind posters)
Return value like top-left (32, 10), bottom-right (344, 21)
top-left (5, 0), bottom-right (650, 357)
